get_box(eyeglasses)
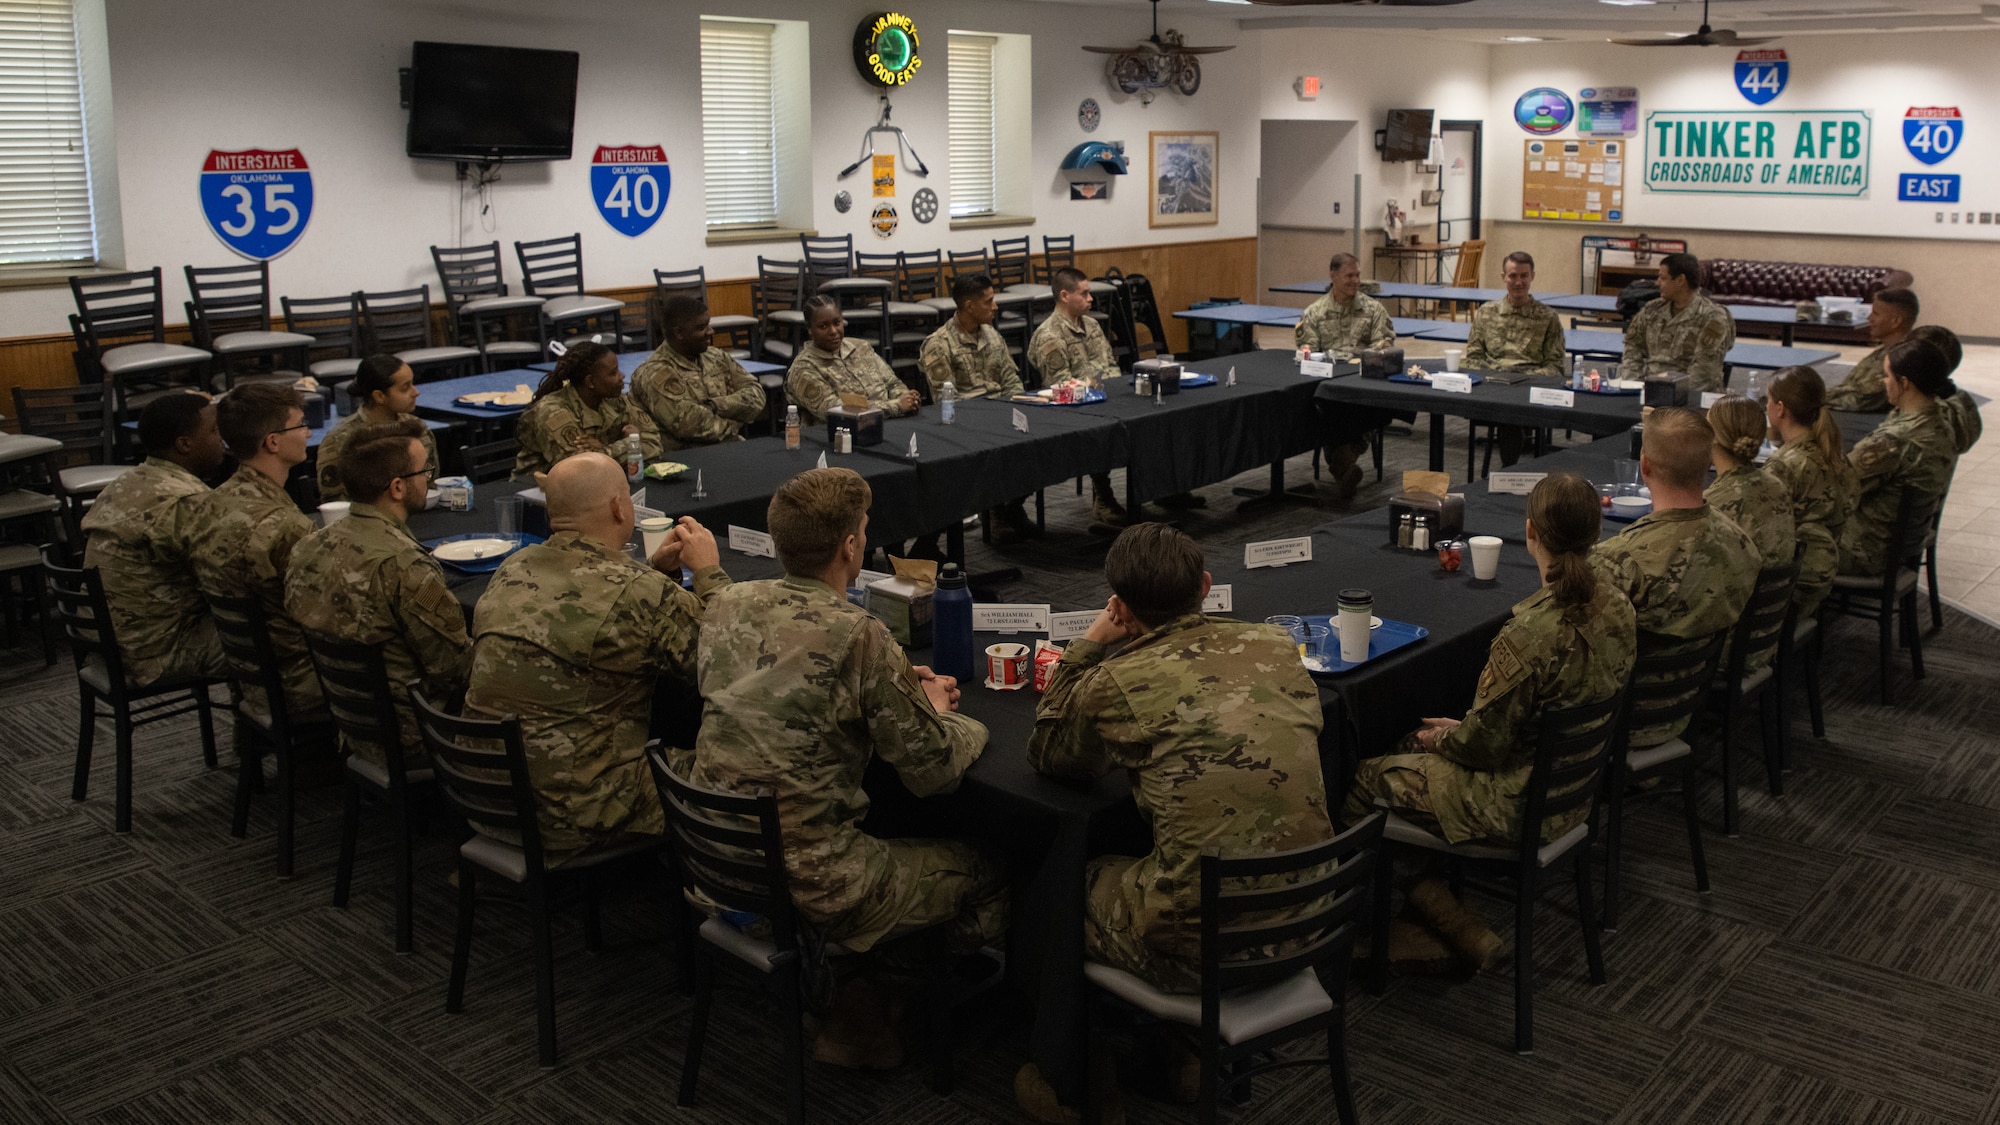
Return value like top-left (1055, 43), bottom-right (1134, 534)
top-left (400, 465), bottom-right (436, 481)
top-left (275, 422), bottom-right (312, 435)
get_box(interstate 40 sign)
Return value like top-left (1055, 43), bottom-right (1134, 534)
top-left (591, 145), bottom-right (670, 237)
top-left (200, 149), bottom-right (312, 260)
top-left (1643, 110), bottom-right (1871, 197)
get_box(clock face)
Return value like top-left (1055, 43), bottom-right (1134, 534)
top-left (1079, 98), bottom-right (1101, 133)
top-left (853, 12), bottom-right (923, 87)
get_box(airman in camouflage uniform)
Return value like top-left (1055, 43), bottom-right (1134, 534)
top-left (1839, 407), bottom-right (1958, 576)
top-left (690, 575), bottom-right (1005, 954)
top-left (786, 338), bottom-right (916, 425)
top-left (285, 502), bottom-right (470, 767)
top-left (1824, 344), bottom-right (1891, 414)
top-left (1029, 308), bottom-right (1118, 389)
top-left (1938, 389), bottom-right (1984, 455)
top-left (514, 382), bottom-right (662, 477)
top-left (1294, 291), bottom-right (1394, 358)
top-left (316, 410), bottom-right (438, 503)
top-left (631, 343), bottom-right (767, 450)
top-left (1624, 290), bottom-right (1736, 393)
top-left (192, 464), bottom-right (321, 715)
top-left (82, 456), bottom-right (226, 687)
top-left (1031, 612), bottom-right (1334, 991)
top-left (1464, 297), bottom-right (1565, 376)
top-left (918, 317), bottom-right (1021, 401)
top-left (1765, 437), bottom-right (1852, 618)
top-left (465, 529), bottom-right (730, 864)
top-left (1706, 466), bottom-right (1797, 571)
top-left (1344, 581), bottom-right (1636, 846)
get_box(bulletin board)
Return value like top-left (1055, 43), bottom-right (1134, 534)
top-left (1521, 139), bottom-right (1626, 223)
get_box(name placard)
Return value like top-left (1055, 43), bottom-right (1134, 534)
top-left (1012, 408), bottom-right (1029, 432)
top-left (856, 568), bottom-right (892, 587)
top-left (1488, 471), bottom-right (1547, 495)
top-left (1202, 584), bottom-right (1234, 613)
top-left (1699, 391), bottom-right (1723, 409)
top-left (1300, 359), bottom-right (1335, 379)
top-left (1430, 373), bottom-right (1475, 394)
top-left (973, 603), bottom-right (1051, 633)
top-left (727, 525), bottom-right (775, 558)
top-left (631, 487), bottom-right (665, 522)
top-left (1529, 386), bottom-right (1575, 408)
top-left (1244, 537), bottom-right (1313, 569)
top-left (1048, 610), bottom-right (1098, 642)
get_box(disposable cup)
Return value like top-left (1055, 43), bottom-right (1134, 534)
top-left (1469, 535), bottom-right (1503, 581)
top-left (639, 516), bottom-right (674, 560)
top-left (318, 501), bottom-right (350, 527)
top-left (1444, 348), bottom-right (1463, 373)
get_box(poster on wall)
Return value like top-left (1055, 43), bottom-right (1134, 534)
top-left (872, 153), bottom-right (896, 198)
top-left (1514, 88), bottom-right (1574, 135)
top-left (1644, 110), bottom-right (1870, 197)
top-left (1578, 88), bottom-right (1639, 137)
top-left (1520, 139), bottom-right (1624, 222)
top-left (1149, 132), bottom-right (1217, 227)
top-left (591, 145), bottom-right (670, 237)
top-left (199, 149), bottom-right (313, 260)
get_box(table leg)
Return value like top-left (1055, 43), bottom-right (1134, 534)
top-left (1233, 458), bottom-right (1321, 511)
top-left (1782, 322), bottom-right (1795, 347)
top-left (1025, 816), bottom-right (1094, 1112)
top-left (1429, 412), bottom-right (1447, 472)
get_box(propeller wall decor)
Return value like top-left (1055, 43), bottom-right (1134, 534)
top-left (1612, 0), bottom-right (1778, 46)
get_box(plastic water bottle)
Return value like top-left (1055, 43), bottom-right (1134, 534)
top-left (932, 563), bottom-right (975, 684)
top-left (623, 433), bottom-right (643, 482)
top-left (940, 380), bottom-right (957, 425)
top-left (784, 404), bottom-right (801, 450)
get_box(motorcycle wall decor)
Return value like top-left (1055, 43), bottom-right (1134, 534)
top-left (1081, 0), bottom-right (1234, 106)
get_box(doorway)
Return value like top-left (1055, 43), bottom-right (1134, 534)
top-left (1437, 120), bottom-right (1482, 284)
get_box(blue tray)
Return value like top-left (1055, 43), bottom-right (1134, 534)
top-left (1388, 373), bottom-right (1485, 387)
top-left (422, 532), bottom-right (544, 574)
top-left (1574, 383), bottom-right (1643, 396)
top-left (1017, 388), bottom-right (1108, 407)
top-left (1604, 505), bottom-right (1651, 523)
top-left (1177, 373), bottom-right (1218, 388)
top-left (1299, 615), bottom-right (1429, 675)
top-left (451, 398), bottom-right (529, 412)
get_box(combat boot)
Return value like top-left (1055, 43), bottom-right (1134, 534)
top-left (1353, 918), bottom-right (1461, 977)
top-left (812, 978), bottom-right (904, 1070)
top-left (1090, 482), bottom-right (1132, 528)
top-left (1404, 878), bottom-right (1502, 972)
top-left (1014, 1051), bottom-right (1125, 1125)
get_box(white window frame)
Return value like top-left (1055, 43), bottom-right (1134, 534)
top-left (0, 0), bottom-right (121, 274)
top-left (946, 30), bottom-right (1031, 229)
top-left (947, 33), bottom-right (997, 219)
top-left (699, 15), bottom-right (810, 240)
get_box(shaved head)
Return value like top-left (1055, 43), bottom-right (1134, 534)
top-left (543, 452), bottom-right (628, 527)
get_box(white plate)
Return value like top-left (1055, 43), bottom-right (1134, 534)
top-left (1371, 615), bottom-right (1383, 629)
top-left (433, 538), bottom-right (516, 562)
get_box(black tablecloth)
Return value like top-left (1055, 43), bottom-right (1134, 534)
top-left (1075, 355), bottom-right (1321, 501)
top-left (1313, 365), bottom-right (1643, 473)
top-left (642, 439), bottom-right (934, 544)
top-left (834, 397), bottom-right (1129, 517)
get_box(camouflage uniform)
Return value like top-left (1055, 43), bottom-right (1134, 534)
top-left (315, 410), bottom-right (440, 502)
top-left (1029, 615), bottom-right (1334, 992)
top-left (80, 458), bottom-right (224, 687)
top-left (464, 533), bottom-right (729, 864)
top-left (1345, 583), bottom-right (1636, 847)
top-left (1293, 293), bottom-right (1394, 357)
top-left (1029, 311), bottom-right (1118, 388)
top-left (1623, 291), bottom-right (1736, 393)
top-left (189, 465), bottom-right (322, 717)
top-left (1765, 438), bottom-right (1853, 618)
top-left (690, 577), bottom-right (1005, 955)
top-left (918, 319), bottom-right (1022, 401)
top-left (284, 502), bottom-right (470, 767)
top-left (1705, 465), bottom-right (1797, 571)
top-left (1938, 389), bottom-right (1984, 455)
top-left (1823, 344), bottom-right (1890, 414)
top-left (1463, 297), bottom-right (1566, 376)
top-left (1839, 407), bottom-right (1959, 577)
top-left (630, 344), bottom-right (767, 451)
top-left (1592, 504), bottom-right (1757, 746)
top-left (785, 338), bottom-right (914, 425)
top-left (513, 384), bottom-right (663, 478)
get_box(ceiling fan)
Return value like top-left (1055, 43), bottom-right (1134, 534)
top-left (1081, 0), bottom-right (1235, 102)
top-left (1611, 0), bottom-right (1779, 46)
top-left (1240, 0), bottom-right (1477, 6)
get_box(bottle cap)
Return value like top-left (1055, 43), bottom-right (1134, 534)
top-left (937, 563), bottom-right (967, 589)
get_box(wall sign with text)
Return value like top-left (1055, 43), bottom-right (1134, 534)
top-left (1734, 49), bottom-right (1788, 105)
top-left (591, 145), bottom-right (670, 237)
top-left (199, 149), bottom-right (312, 260)
top-left (1514, 87), bottom-right (1574, 135)
top-left (1644, 110), bottom-right (1871, 198)
top-left (1902, 107), bottom-right (1962, 166)
top-left (853, 12), bottom-right (921, 87)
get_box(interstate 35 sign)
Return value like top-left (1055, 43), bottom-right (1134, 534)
top-left (199, 149), bottom-right (313, 260)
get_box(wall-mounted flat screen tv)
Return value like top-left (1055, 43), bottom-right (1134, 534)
top-left (1380, 109), bottom-right (1435, 162)
top-left (406, 41), bottom-right (579, 163)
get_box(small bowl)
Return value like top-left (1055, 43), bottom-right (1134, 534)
top-left (1610, 496), bottom-right (1651, 519)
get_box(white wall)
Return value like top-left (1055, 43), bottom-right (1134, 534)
top-left (1259, 119), bottom-right (1358, 230)
top-left (2, 0), bottom-right (1261, 337)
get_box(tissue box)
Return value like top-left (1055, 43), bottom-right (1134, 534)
top-left (434, 475), bottom-right (473, 512)
top-left (866, 576), bottom-right (933, 647)
top-left (1386, 490), bottom-right (1464, 546)
top-left (1359, 348), bottom-right (1405, 380)
top-left (827, 406), bottom-right (885, 448)
top-left (1133, 358), bottom-right (1183, 396)
top-left (1643, 373), bottom-right (1690, 408)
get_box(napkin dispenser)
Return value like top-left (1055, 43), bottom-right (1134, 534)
top-left (1386, 490), bottom-right (1464, 546)
top-left (1642, 373), bottom-right (1690, 408)
top-left (1359, 347), bottom-right (1404, 380)
top-left (827, 405), bottom-right (885, 448)
top-left (1132, 358), bottom-right (1183, 396)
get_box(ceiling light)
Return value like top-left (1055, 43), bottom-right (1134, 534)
top-left (1502, 35), bottom-right (1551, 41)
top-left (1600, 0), bottom-right (1659, 6)
top-left (1207, 0), bottom-right (1253, 5)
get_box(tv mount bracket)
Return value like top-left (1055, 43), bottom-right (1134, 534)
top-left (838, 94), bottom-right (930, 180)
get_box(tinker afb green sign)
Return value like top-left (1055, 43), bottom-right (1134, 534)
top-left (1644, 110), bottom-right (1872, 197)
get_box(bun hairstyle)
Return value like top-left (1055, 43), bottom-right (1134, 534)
top-left (1908, 325), bottom-right (1962, 374)
top-left (1765, 365), bottom-right (1845, 467)
top-left (1885, 338), bottom-right (1957, 401)
top-left (1707, 395), bottom-right (1767, 464)
top-left (533, 339), bottom-right (615, 401)
top-left (1526, 472), bottom-right (1601, 612)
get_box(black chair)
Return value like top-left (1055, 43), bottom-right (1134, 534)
top-left (357, 286), bottom-right (481, 383)
top-left (1369, 689), bottom-right (1626, 1053)
top-left (279, 292), bottom-right (368, 386)
top-left (68, 267), bottom-right (212, 426)
top-left (306, 632), bottom-right (433, 953)
top-left (989, 236), bottom-right (1032, 289)
top-left (11, 385), bottom-right (131, 543)
top-left (42, 546), bottom-right (222, 834)
top-left (753, 257), bottom-right (809, 364)
top-left (1786, 613), bottom-right (1827, 741)
top-left (183, 262), bottom-right (314, 390)
top-left (210, 593), bottom-right (335, 879)
top-left (430, 242), bottom-right (546, 371)
top-left (1083, 813), bottom-right (1384, 1125)
top-left (515, 233), bottom-right (628, 348)
top-left (1923, 487), bottom-right (1948, 632)
top-left (460, 438), bottom-right (521, 485)
top-left (416, 691), bottom-right (665, 1067)
top-left (1039, 234), bottom-right (1076, 283)
top-left (857, 252), bottom-right (939, 377)
top-left (0, 442), bottom-right (63, 662)
top-left (1598, 629), bottom-right (1727, 931)
top-left (1824, 486), bottom-right (1934, 704)
top-left (1709, 559), bottom-right (1802, 835)
top-left (652, 267), bottom-right (758, 358)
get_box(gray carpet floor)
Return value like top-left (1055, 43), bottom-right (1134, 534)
top-left (4, 415), bottom-right (1998, 1124)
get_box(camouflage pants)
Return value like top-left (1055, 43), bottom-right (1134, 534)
top-left (1342, 750), bottom-right (1449, 837)
top-left (1084, 854), bottom-right (1201, 993)
top-left (815, 838), bottom-right (1009, 957)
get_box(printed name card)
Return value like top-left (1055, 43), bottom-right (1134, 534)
top-left (1244, 537), bottom-right (1313, 569)
top-left (1048, 610), bottom-right (1098, 642)
top-left (1300, 359), bottom-right (1335, 379)
top-left (1487, 471), bottom-right (1547, 495)
top-left (1528, 386), bottom-right (1575, 408)
top-left (1699, 391), bottom-right (1723, 409)
top-left (856, 568), bottom-right (892, 587)
top-left (1012, 408), bottom-right (1030, 433)
top-left (631, 486), bottom-right (665, 522)
top-left (1429, 373), bottom-right (1474, 394)
top-left (1202, 584), bottom-right (1234, 613)
top-left (727, 525), bottom-right (775, 558)
top-left (973, 603), bottom-right (1051, 634)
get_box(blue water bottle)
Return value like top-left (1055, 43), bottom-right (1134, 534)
top-left (932, 563), bottom-right (976, 684)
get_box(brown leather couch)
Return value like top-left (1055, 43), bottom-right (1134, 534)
top-left (1699, 258), bottom-right (1915, 344)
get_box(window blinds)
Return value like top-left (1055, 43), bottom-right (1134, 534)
top-left (947, 34), bottom-right (997, 218)
top-left (700, 19), bottom-right (777, 229)
top-left (0, 0), bottom-right (95, 267)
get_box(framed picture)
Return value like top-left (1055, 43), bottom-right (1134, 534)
top-left (1149, 131), bottom-right (1218, 228)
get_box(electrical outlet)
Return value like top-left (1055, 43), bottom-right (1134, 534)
top-left (1333, 202), bottom-right (1341, 215)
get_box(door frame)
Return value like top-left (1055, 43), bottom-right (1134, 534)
top-left (1439, 119), bottom-right (1482, 243)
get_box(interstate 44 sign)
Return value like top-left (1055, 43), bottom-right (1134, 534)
top-left (200, 149), bottom-right (312, 260)
top-left (1734, 50), bottom-right (1788, 106)
top-left (592, 145), bottom-right (670, 237)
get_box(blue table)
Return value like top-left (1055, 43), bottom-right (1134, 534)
top-left (525, 349), bottom-right (784, 377)
top-left (120, 413), bottom-right (447, 451)
top-left (1412, 324), bottom-right (1839, 373)
top-left (1542, 293), bottom-right (1854, 347)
